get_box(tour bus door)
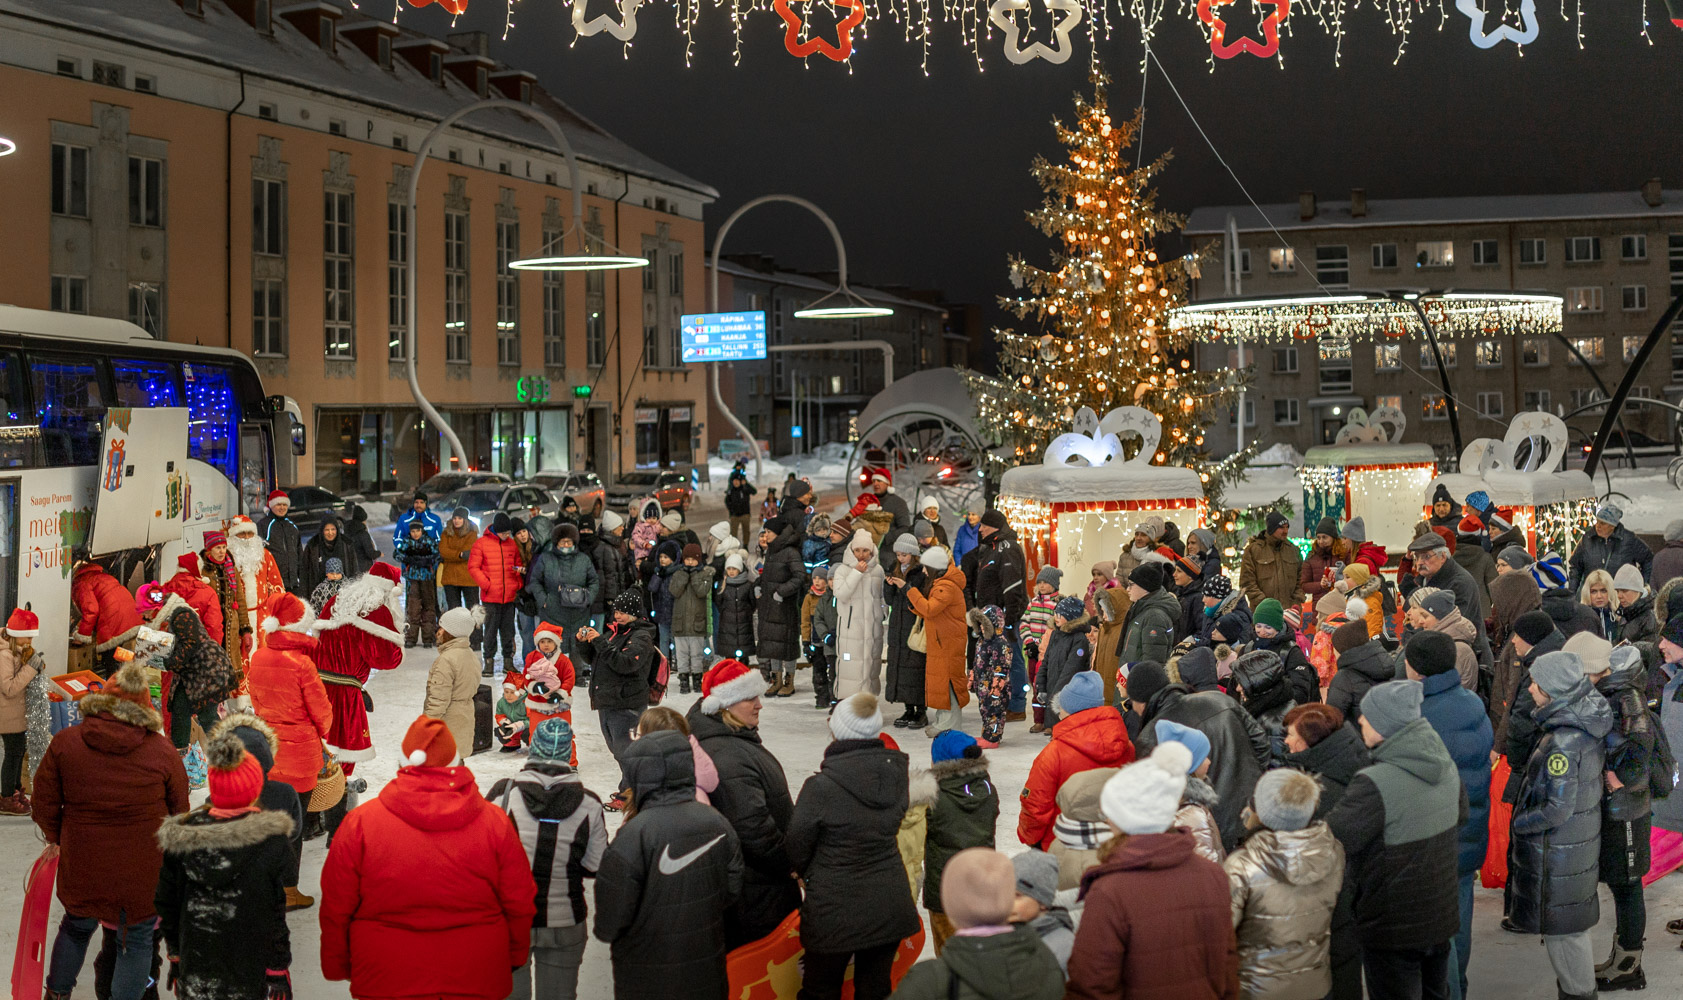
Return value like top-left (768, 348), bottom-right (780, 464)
top-left (87, 407), bottom-right (189, 556)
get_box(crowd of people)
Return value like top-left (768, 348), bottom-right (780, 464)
top-left (12, 472), bottom-right (1683, 1000)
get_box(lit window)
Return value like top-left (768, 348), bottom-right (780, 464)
top-left (1475, 339), bottom-right (1502, 367)
top-left (1422, 394), bottom-right (1449, 421)
top-left (1624, 336), bottom-right (1644, 363)
top-left (1568, 336), bottom-right (1605, 364)
top-left (1565, 287), bottom-right (1603, 313)
top-left (1415, 241), bottom-right (1454, 269)
top-left (1268, 248), bottom-right (1295, 273)
top-left (1375, 344), bottom-right (1401, 370)
top-left (1420, 342), bottom-right (1457, 368)
top-left (1374, 395), bottom-right (1401, 410)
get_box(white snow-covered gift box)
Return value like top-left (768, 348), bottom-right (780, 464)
top-left (1299, 406), bottom-right (1436, 557)
top-left (1426, 411), bottom-right (1596, 556)
top-left (998, 407), bottom-right (1204, 583)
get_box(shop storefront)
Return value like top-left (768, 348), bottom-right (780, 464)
top-left (633, 403), bottom-right (695, 469)
top-left (314, 406), bottom-right (573, 494)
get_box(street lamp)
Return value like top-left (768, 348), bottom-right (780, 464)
top-left (0, 138), bottom-right (15, 156)
top-left (406, 97), bottom-right (648, 468)
top-left (707, 194), bottom-right (893, 484)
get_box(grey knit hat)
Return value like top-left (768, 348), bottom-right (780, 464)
top-left (1420, 590), bottom-right (1456, 621)
top-left (892, 533), bottom-right (920, 556)
top-left (1037, 565), bottom-right (1065, 588)
top-left (1253, 768), bottom-right (1321, 832)
top-left (1531, 650), bottom-right (1586, 698)
top-left (1360, 680), bottom-right (1423, 738)
top-left (1011, 850), bottom-right (1060, 909)
top-left (913, 520), bottom-right (936, 541)
top-left (1666, 519), bottom-right (1683, 544)
top-left (1497, 545), bottom-right (1534, 570)
top-left (1342, 516), bottom-right (1367, 545)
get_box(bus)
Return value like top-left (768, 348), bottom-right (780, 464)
top-left (0, 305), bottom-right (294, 673)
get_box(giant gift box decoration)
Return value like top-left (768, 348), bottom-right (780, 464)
top-left (1299, 405), bottom-right (1436, 557)
top-left (1426, 411), bottom-right (1595, 557)
top-left (998, 406), bottom-right (1205, 583)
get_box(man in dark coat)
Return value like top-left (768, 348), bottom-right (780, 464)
top-left (1325, 680), bottom-right (1466, 1000)
top-left (973, 510), bottom-right (1029, 717)
top-left (1498, 614), bottom-right (1569, 804)
top-left (1569, 502), bottom-right (1653, 591)
top-left (1127, 660), bottom-right (1269, 850)
top-left (259, 489), bottom-right (304, 596)
top-left (589, 512), bottom-right (632, 642)
top-left (756, 517), bottom-right (807, 687)
top-left (578, 591), bottom-right (660, 761)
top-left (1408, 532), bottom-right (1492, 666)
top-left (525, 523), bottom-right (601, 661)
top-left (1508, 650), bottom-right (1613, 1000)
top-left (1592, 645), bottom-right (1657, 991)
top-left (1115, 564), bottom-right (1180, 669)
top-left (724, 471), bottom-right (757, 549)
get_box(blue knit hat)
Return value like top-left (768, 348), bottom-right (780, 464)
top-left (531, 718), bottom-right (574, 762)
top-left (1055, 671), bottom-right (1105, 716)
top-left (1153, 719), bottom-right (1211, 774)
top-left (1531, 552), bottom-right (1569, 589)
top-left (931, 729), bottom-right (978, 764)
top-left (1054, 595), bottom-right (1085, 620)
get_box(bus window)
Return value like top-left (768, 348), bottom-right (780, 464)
top-left (112, 358), bottom-right (182, 408)
top-left (186, 362), bottom-right (240, 481)
top-left (29, 354), bottom-right (106, 467)
top-left (240, 423), bottom-right (272, 516)
top-left (0, 353), bottom-right (36, 468)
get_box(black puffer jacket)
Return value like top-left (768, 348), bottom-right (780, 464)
top-left (1283, 723), bottom-right (1372, 819)
top-left (1616, 592), bottom-right (1659, 646)
top-left (259, 512), bottom-right (303, 595)
top-left (1509, 679), bottom-right (1613, 935)
top-left (155, 808), bottom-right (295, 1000)
top-left (343, 513), bottom-right (379, 570)
top-left (786, 739), bottom-right (921, 954)
top-left (1570, 524), bottom-right (1654, 591)
top-left (714, 572), bottom-right (757, 661)
top-left (884, 565), bottom-right (929, 705)
top-left (1541, 587), bottom-right (1601, 641)
top-left (1325, 640), bottom-right (1394, 727)
top-left (299, 517), bottom-right (357, 598)
top-left (1501, 630), bottom-right (1567, 803)
top-left (1035, 614), bottom-right (1093, 713)
top-left (757, 521), bottom-right (807, 662)
top-left (1134, 685), bottom-right (1270, 849)
top-left (1597, 654), bottom-right (1655, 824)
top-left (582, 618), bottom-right (659, 712)
top-left (973, 526), bottom-right (1028, 631)
top-left (594, 730), bottom-right (743, 1000)
top-left (1231, 650), bottom-right (1296, 763)
top-left (687, 702), bottom-right (802, 948)
top-left (1249, 628), bottom-right (1320, 705)
top-left (589, 534), bottom-right (631, 616)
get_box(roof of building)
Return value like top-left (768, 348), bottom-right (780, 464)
top-left (713, 258), bottom-right (947, 315)
top-left (1186, 190), bottom-right (1683, 235)
top-left (0, 0), bottom-right (717, 199)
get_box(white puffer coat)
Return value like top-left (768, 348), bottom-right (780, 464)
top-left (831, 531), bottom-right (887, 699)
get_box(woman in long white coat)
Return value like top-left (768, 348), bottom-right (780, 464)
top-left (831, 529), bottom-right (887, 699)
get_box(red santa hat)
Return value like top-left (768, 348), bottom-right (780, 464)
top-left (502, 674), bottom-right (528, 696)
top-left (366, 561), bottom-right (402, 589)
top-left (402, 715), bottom-right (457, 768)
top-left (227, 515), bottom-right (258, 537)
top-left (700, 658), bottom-right (766, 716)
top-left (5, 608), bottom-right (39, 638)
top-left (533, 622), bottom-right (565, 647)
top-left (176, 552), bottom-right (200, 577)
top-left (260, 592), bottom-right (314, 634)
top-left (266, 489), bottom-right (289, 507)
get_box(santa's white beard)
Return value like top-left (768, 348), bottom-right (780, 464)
top-left (228, 533), bottom-right (266, 576)
top-left (328, 574), bottom-right (400, 624)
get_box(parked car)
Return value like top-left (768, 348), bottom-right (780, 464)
top-left (530, 470), bottom-right (606, 517)
top-left (282, 485), bottom-right (361, 542)
top-left (432, 482), bottom-right (560, 531)
top-left (1570, 428), bottom-right (1678, 468)
top-left (390, 471), bottom-right (514, 521)
top-left (604, 469), bottom-right (693, 515)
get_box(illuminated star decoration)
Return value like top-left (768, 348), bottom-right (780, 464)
top-left (405, 0), bottom-right (468, 13)
top-left (987, 0), bottom-right (1085, 65)
top-left (773, 0), bottom-right (867, 61)
top-left (1196, 0), bottom-right (1290, 58)
top-left (573, 0), bottom-right (642, 41)
top-left (1454, 0), bottom-right (1539, 47)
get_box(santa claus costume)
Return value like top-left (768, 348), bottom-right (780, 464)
top-left (522, 622), bottom-right (576, 765)
top-left (227, 515), bottom-right (287, 694)
top-left (311, 561), bottom-right (404, 772)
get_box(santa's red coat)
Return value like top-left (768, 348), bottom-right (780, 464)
top-left (313, 596), bottom-right (403, 763)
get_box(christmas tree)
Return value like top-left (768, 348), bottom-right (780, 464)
top-left (967, 73), bottom-right (1254, 508)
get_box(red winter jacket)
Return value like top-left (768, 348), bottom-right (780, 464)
top-left (71, 563), bottom-right (143, 652)
top-left (320, 765), bottom-right (537, 1000)
top-left (1351, 541), bottom-right (1388, 575)
top-left (246, 630), bottom-right (333, 794)
top-left (163, 569), bottom-right (223, 644)
top-left (1017, 706), bottom-right (1135, 849)
top-left (469, 530), bottom-right (525, 604)
top-left (1066, 829), bottom-right (1239, 1000)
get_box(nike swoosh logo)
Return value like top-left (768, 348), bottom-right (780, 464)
top-left (658, 834), bottom-right (726, 875)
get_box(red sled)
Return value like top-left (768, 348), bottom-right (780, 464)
top-left (726, 909), bottom-right (923, 1000)
top-left (12, 847), bottom-right (58, 1000)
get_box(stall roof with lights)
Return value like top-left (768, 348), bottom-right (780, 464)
top-left (1303, 442), bottom-right (1437, 466)
top-left (1427, 411), bottom-right (1594, 507)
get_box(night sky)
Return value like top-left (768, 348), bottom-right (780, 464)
top-left (403, 0), bottom-right (1682, 369)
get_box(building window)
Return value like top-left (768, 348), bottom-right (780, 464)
top-left (1415, 240), bottom-right (1454, 269)
top-left (391, 134), bottom-right (407, 150)
top-left (1670, 234), bottom-right (1683, 297)
top-left (1622, 234), bottom-right (1648, 261)
top-left (1623, 285), bottom-right (1648, 311)
top-left (1522, 338), bottom-right (1549, 366)
top-left (127, 282), bottom-right (162, 338)
top-left (496, 220), bottom-right (520, 366)
top-left (1370, 243), bottom-right (1398, 269)
top-left (1228, 399), bottom-right (1256, 428)
top-left (1471, 239), bottom-right (1498, 266)
top-left (1318, 338), bottom-right (1352, 394)
top-left (1520, 238), bottom-right (1547, 265)
top-left (1476, 391), bottom-right (1503, 417)
top-left (1628, 385), bottom-right (1653, 412)
top-left (127, 156), bottom-right (163, 227)
top-left (667, 250), bottom-right (684, 364)
top-left (257, 102), bottom-right (277, 121)
top-left (1271, 346), bottom-right (1298, 373)
top-left (1420, 342), bottom-right (1457, 368)
top-left (324, 190), bottom-right (354, 358)
top-left (50, 275), bottom-right (88, 314)
top-left (56, 57), bottom-right (78, 77)
top-left (444, 210), bottom-right (469, 363)
top-left (1570, 388), bottom-right (1607, 413)
top-left (1422, 394), bottom-right (1448, 421)
top-left (1374, 395), bottom-right (1401, 411)
top-left (252, 177), bottom-right (285, 255)
top-left (1568, 336), bottom-right (1605, 364)
top-left (1624, 335), bottom-right (1645, 363)
top-left (387, 201), bottom-right (408, 360)
top-left (51, 143), bottom-right (89, 218)
top-left (1566, 287), bottom-right (1603, 313)
top-left (253, 278), bottom-right (285, 356)
top-left (1268, 247), bottom-right (1295, 273)
top-left (585, 269), bottom-right (606, 367)
top-left (1565, 236), bottom-right (1601, 263)
top-left (1474, 339), bottom-right (1502, 367)
top-left (1236, 248), bottom-right (1251, 275)
top-left (1523, 389), bottom-right (1551, 412)
top-left (134, 74), bottom-right (156, 94)
top-left (1375, 343), bottom-right (1401, 370)
top-left (328, 118), bottom-right (346, 137)
top-left (542, 229), bottom-right (563, 367)
top-left (1273, 399), bottom-right (1300, 426)
top-left (1315, 245), bottom-right (1349, 288)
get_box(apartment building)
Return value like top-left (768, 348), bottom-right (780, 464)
top-left (1185, 184), bottom-right (1683, 457)
top-left (0, 0), bottom-right (717, 492)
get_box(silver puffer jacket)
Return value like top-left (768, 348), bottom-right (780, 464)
top-left (1224, 822), bottom-right (1345, 1000)
top-left (1176, 775), bottom-right (1225, 865)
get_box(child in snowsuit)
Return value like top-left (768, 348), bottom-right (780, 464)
top-left (395, 521), bottom-right (441, 647)
top-left (968, 605), bottom-right (1011, 748)
top-left (630, 501), bottom-right (662, 566)
top-left (495, 674), bottom-right (530, 752)
top-left (803, 513), bottom-right (834, 577)
top-left (1018, 567), bottom-right (1061, 731)
top-left (523, 624), bottom-right (576, 766)
top-left (669, 544), bottom-right (716, 694)
top-left (801, 567), bottom-right (838, 708)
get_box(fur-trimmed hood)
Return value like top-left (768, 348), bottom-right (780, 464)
top-left (147, 592), bottom-right (191, 628)
top-left (156, 807), bottom-right (295, 855)
top-left (78, 691), bottom-right (162, 733)
top-left (1055, 612), bottom-right (1094, 634)
top-left (1181, 774), bottom-right (1220, 809)
top-left (1351, 575), bottom-right (1383, 601)
top-left (211, 711), bottom-right (278, 755)
top-left (967, 604), bottom-right (1005, 639)
top-left (1656, 576), bottom-right (1683, 628)
top-left (929, 755), bottom-right (991, 783)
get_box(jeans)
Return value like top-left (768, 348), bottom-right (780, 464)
top-left (1544, 930), bottom-right (1595, 997)
top-left (481, 601), bottom-right (517, 673)
top-left (1362, 942), bottom-right (1451, 1000)
top-left (2, 730), bottom-right (26, 796)
top-left (517, 610), bottom-right (537, 660)
top-left (599, 708), bottom-right (641, 762)
top-left (1609, 878), bottom-right (1646, 950)
top-left (508, 924), bottom-right (587, 1000)
top-left (48, 915), bottom-right (154, 1000)
top-left (1450, 870), bottom-right (1475, 1000)
top-left (167, 685), bottom-right (220, 751)
top-left (441, 584), bottom-right (482, 651)
top-left (798, 941), bottom-right (898, 1000)
top-left (1007, 637), bottom-right (1028, 713)
top-left (658, 623), bottom-right (674, 665)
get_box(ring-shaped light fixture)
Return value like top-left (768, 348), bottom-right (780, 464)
top-left (792, 285), bottom-right (895, 320)
top-left (0, 137), bottom-right (16, 156)
top-left (509, 254), bottom-right (649, 271)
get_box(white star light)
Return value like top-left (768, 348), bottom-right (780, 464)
top-left (988, 0), bottom-right (1084, 64)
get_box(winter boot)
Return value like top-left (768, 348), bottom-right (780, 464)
top-left (906, 708), bottom-right (929, 729)
top-left (892, 707), bottom-right (915, 728)
top-left (778, 671), bottom-right (797, 697)
top-left (1596, 945), bottom-right (1645, 991)
top-left (0, 791), bottom-right (26, 816)
top-left (284, 886), bottom-right (315, 912)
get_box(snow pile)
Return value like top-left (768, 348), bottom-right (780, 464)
top-left (1252, 442), bottom-right (1305, 468)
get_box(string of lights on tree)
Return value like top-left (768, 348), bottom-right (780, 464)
top-left (964, 75), bottom-right (1258, 514)
top-left (413, 0), bottom-right (1681, 68)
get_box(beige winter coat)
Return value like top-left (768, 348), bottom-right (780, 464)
top-left (423, 635), bottom-right (481, 757)
top-left (0, 645), bottom-right (39, 732)
top-left (1047, 766), bottom-right (1120, 890)
top-left (1225, 822), bottom-right (1345, 1000)
top-left (1427, 609), bottom-right (1479, 691)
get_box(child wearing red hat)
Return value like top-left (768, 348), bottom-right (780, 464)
top-left (522, 624), bottom-right (577, 765)
top-left (0, 607), bottom-right (45, 815)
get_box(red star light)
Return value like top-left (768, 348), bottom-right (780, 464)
top-left (1196, 0), bottom-right (1290, 58)
top-left (773, 0), bottom-right (866, 61)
